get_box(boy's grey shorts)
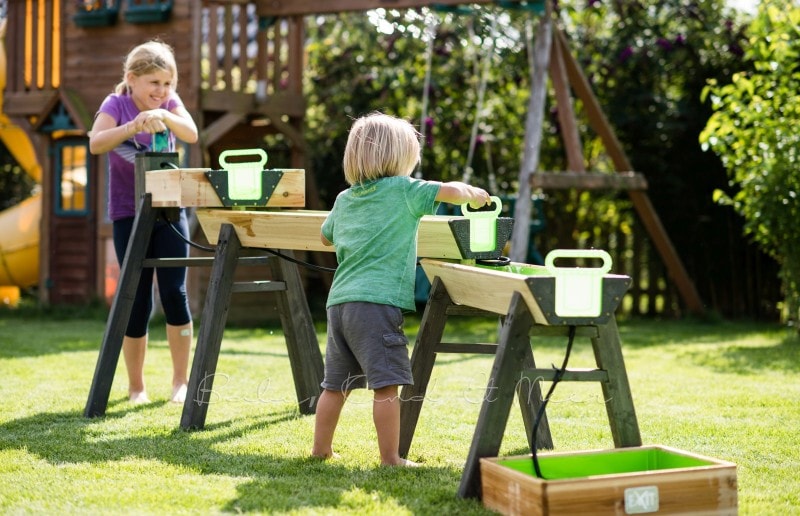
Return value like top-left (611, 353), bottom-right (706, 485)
top-left (322, 302), bottom-right (414, 391)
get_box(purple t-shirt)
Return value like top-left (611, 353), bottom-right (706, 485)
top-left (97, 93), bottom-right (182, 221)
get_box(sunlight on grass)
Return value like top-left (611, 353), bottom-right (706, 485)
top-left (1, 313), bottom-right (798, 514)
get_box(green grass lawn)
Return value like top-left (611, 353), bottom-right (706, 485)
top-left (1, 309), bottom-right (798, 514)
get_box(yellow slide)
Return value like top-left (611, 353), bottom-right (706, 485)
top-left (0, 19), bottom-right (41, 306)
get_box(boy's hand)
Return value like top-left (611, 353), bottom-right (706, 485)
top-left (467, 187), bottom-right (492, 209)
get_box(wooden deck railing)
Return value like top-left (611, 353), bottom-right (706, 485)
top-left (200, 2), bottom-right (303, 102)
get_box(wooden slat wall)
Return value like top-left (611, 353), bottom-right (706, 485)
top-left (60, 1), bottom-right (197, 118)
top-left (201, 2), bottom-right (296, 98)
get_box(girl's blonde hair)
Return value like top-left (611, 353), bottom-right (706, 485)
top-left (343, 112), bottom-right (421, 185)
top-left (114, 40), bottom-right (178, 95)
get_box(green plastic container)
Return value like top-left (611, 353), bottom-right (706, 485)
top-left (497, 446), bottom-right (713, 480)
top-left (545, 249), bottom-right (612, 318)
top-left (461, 195), bottom-right (502, 252)
top-left (219, 148), bottom-right (269, 201)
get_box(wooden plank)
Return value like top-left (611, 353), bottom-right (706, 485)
top-left (145, 168), bottom-right (306, 208)
top-left (201, 111), bottom-right (247, 147)
top-left (531, 171), bottom-right (648, 190)
top-left (242, 0), bottom-right (500, 17)
top-left (197, 210), bottom-right (466, 258)
top-left (200, 89), bottom-right (306, 117)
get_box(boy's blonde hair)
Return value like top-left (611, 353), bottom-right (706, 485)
top-left (343, 112), bottom-right (421, 185)
top-left (115, 40), bottom-right (178, 95)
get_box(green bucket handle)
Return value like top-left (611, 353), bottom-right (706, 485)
top-left (218, 148), bottom-right (269, 200)
top-left (461, 195), bottom-right (502, 252)
top-left (545, 249), bottom-right (613, 317)
top-left (545, 249), bottom-right (612, 275)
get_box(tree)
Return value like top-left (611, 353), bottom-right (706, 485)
top-left (700, 1), bottom-right (800, 324)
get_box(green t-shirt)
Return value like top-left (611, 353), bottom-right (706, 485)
top-left (322, 175), bottom-right (441, 311)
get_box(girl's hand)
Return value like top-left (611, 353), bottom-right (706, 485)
top-left (133, 110), bottom-right (167, 134)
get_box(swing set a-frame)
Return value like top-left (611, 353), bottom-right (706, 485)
top-left (262, 0), bottom-right (704, 314)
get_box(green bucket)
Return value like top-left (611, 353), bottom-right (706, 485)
top-left (545, 249), bottom-right (612, 318)
top-left (219, 148), bottom-right (268, 201)
top-left (461, 195), bottom-right (502, 253)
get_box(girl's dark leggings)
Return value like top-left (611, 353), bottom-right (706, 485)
top-left (112, 210), bottom-right (192, 338)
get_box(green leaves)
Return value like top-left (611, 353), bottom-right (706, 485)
top-left (700, 0), bottom-right (800, 321)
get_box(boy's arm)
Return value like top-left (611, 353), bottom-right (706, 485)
top-left (436, 181), bottom-right (491, 208)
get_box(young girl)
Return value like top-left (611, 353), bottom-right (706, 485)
top-left (312, 112), bottom-right (491, 466)
top-left (89, 40), bottom-right (198, 404)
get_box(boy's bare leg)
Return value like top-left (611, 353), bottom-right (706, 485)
top-left (374, 385), bottom-right (418, 467)
top-left (123, 335), bottom-right (149, 403)
top-left (312, 389), bottom-right (348, 459)
top-left (166, 322), bottom-right (192, 403)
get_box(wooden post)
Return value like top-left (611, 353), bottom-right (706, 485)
top-left (181, 223), bottom-right (242, 430)
top-left (270, 249), bottom-right (324, 414)
top-left (510, 10), bottom-right (552, 263)
top-left (458, 292), bottom-right (535, 499)
top-left (591, 317), bottom-right (641, 447)
top-left (84, 194), bottom-right (157, 417)
top-left (399, 277), bottom-right (453, 458)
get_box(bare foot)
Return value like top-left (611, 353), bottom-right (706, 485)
top-left (129, 391), bottom-right (151, 404)
top-left (382, 458), bottom-right (420, 467)
top-left (171, 384), bottom-right (188, 404)
top-left (310, 451), bottom-right (341, 461)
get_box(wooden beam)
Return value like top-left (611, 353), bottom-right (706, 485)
top-left (510, 12), bottom-right (552, 263)
top-left (549, 25), bottom-right (584, 172)
top-left (196, 209), bottom-right (469, 259)
top-left (231, 0), bottom-right (500, 17)
top-left (531, 171), bottom-right (647, 190)
top-left (200, 111), bottom-right (247, 147)
top-left (145, 168), bottom-right (306, 208)
top-left (556, 28), bottom-right (705, 315)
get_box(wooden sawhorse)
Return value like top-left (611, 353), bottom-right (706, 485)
top-left (83, 193), bottom-right (324, 425)
top-left (399, 260), bottom-right (641, 499)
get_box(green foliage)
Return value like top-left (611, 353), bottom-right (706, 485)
top-left (304, 7), bottom-right (541, 206)
top-left (700, 1), bottom-right (800, 322)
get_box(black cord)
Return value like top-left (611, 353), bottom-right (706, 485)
top-left (160, 211), bottom-right (337, 273)
top-left (531, 324), bottom-right (577, 478)
top-left (264, 248), bottom-right (337, 274)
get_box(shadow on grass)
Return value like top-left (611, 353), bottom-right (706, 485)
top-left (0, 403), bottom-right (489, 514)
top-left (686, 335), bottom-right (800, 374)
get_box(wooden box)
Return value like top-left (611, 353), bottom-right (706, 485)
top-left (480, 445), bottom-right (737, 515)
